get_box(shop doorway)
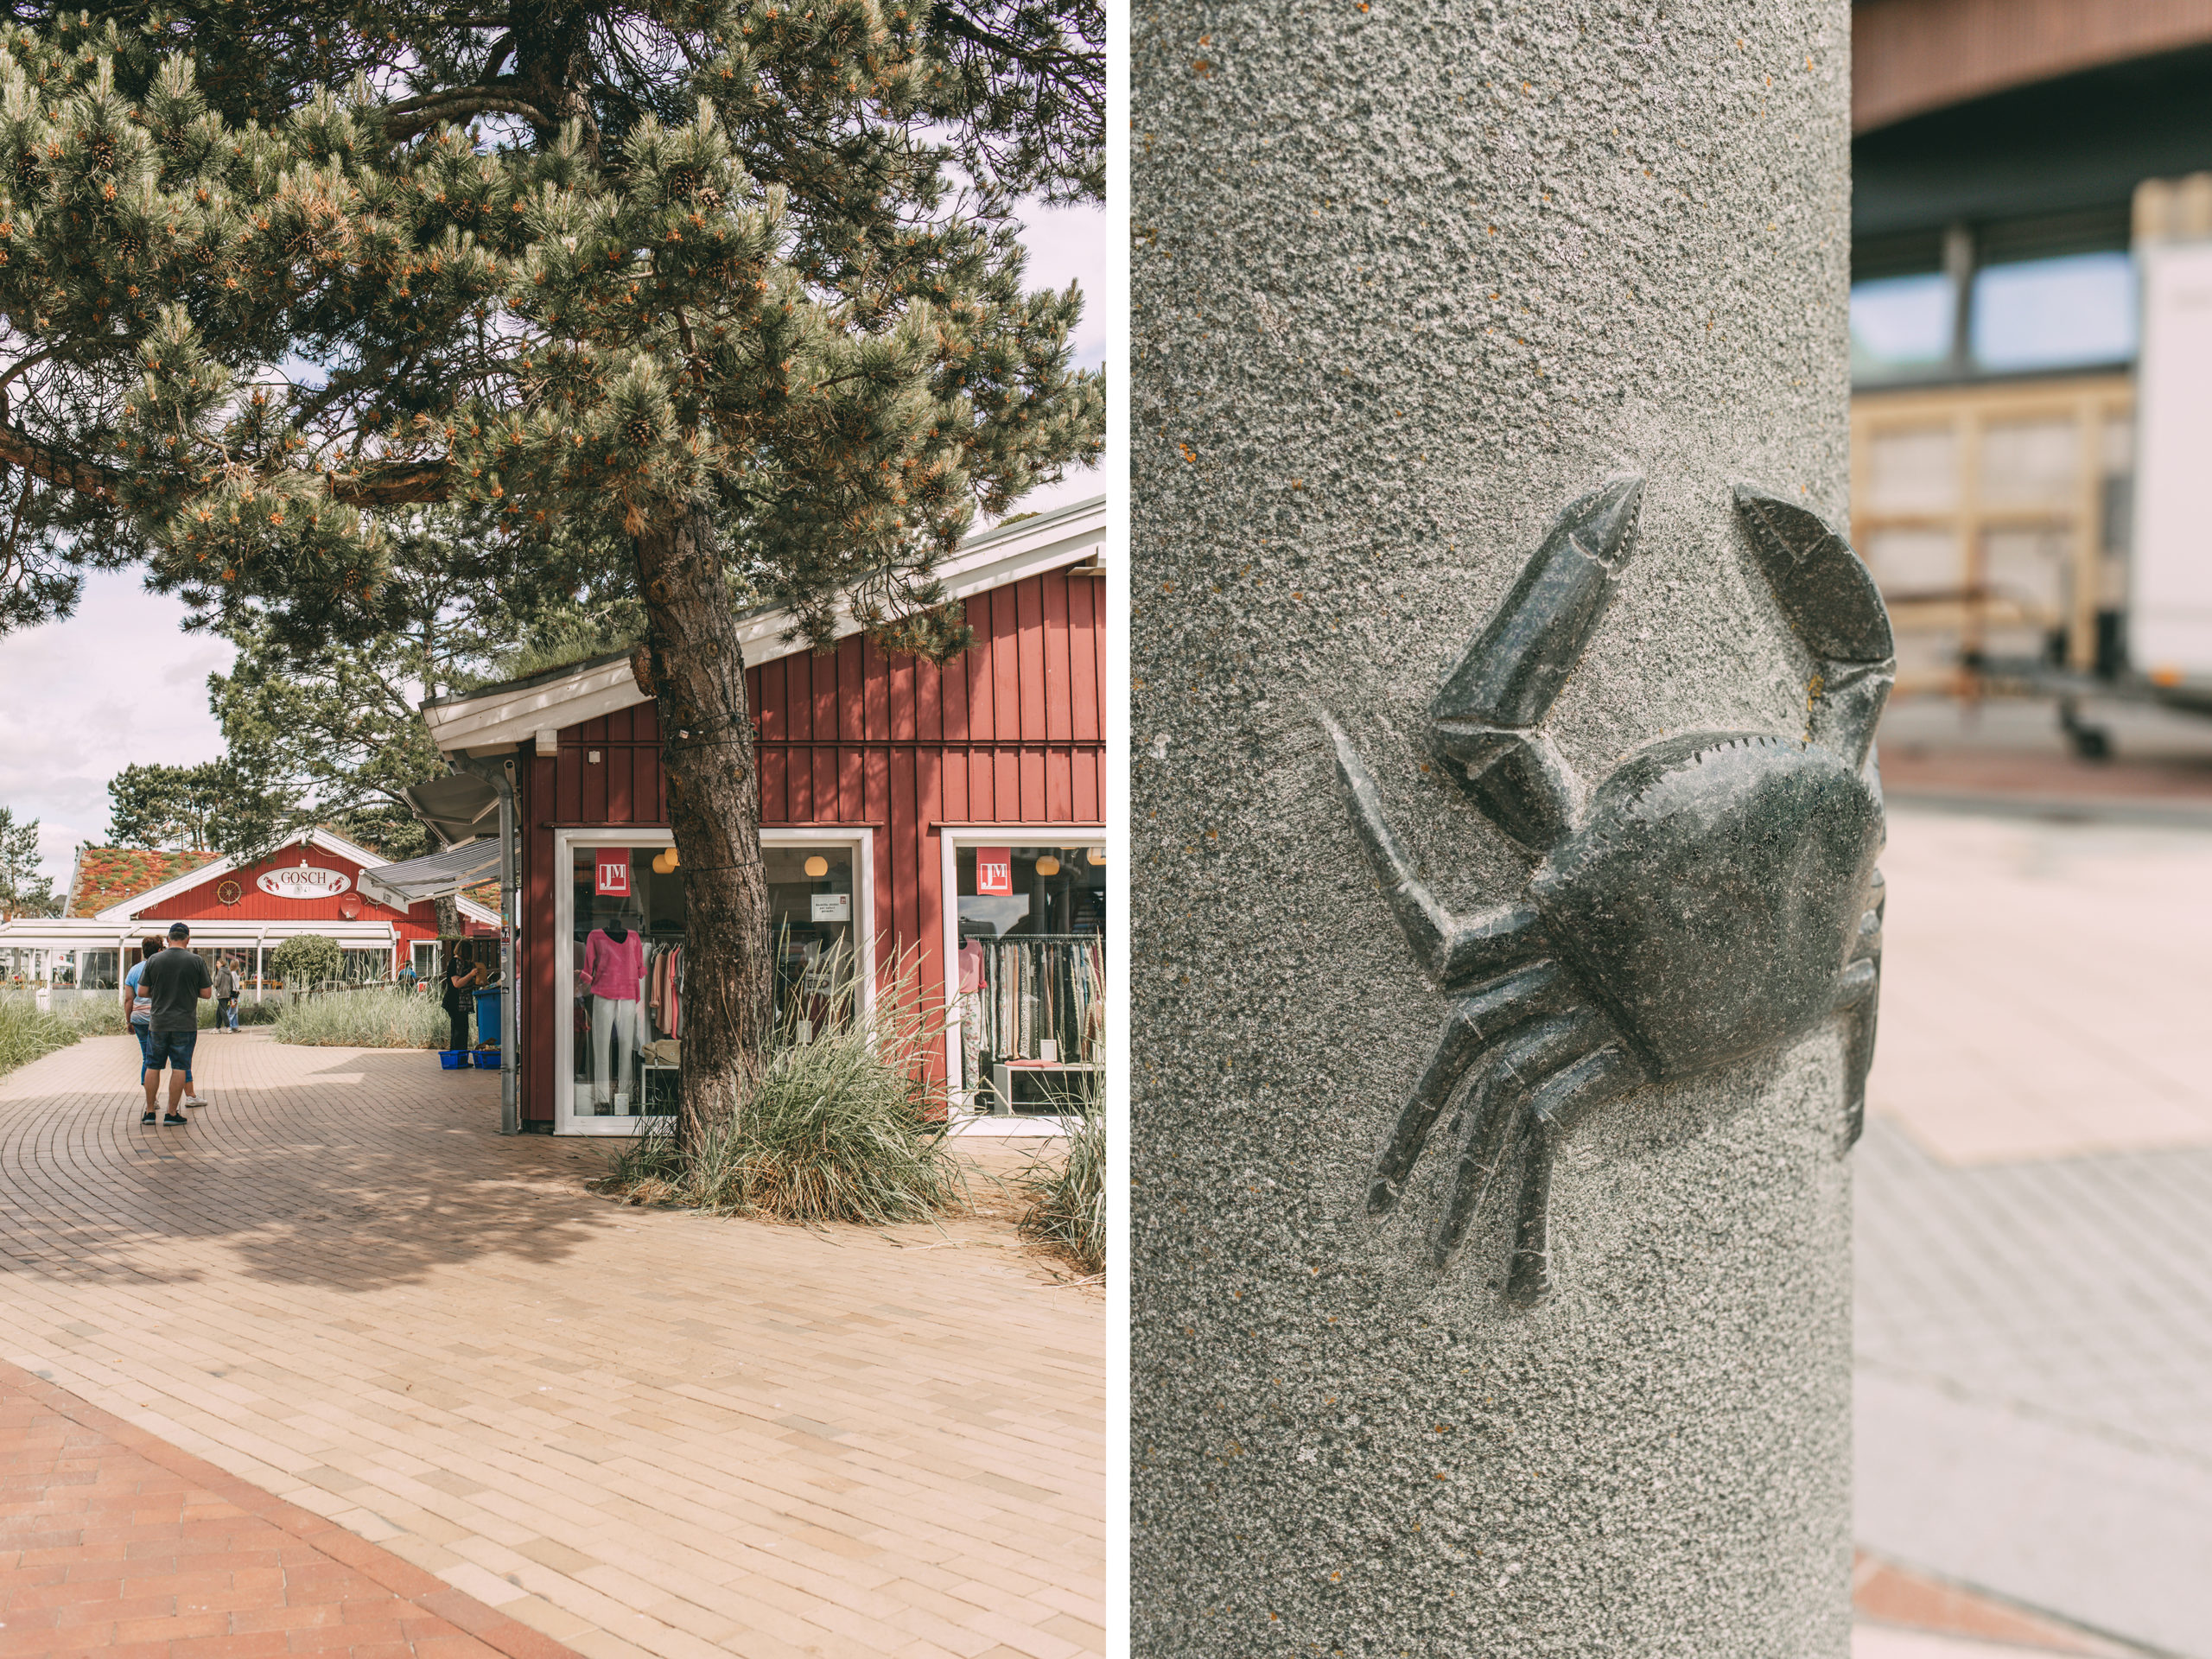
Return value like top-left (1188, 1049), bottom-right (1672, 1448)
top-left (941, 832), bottom-right (1107, 1120)
top-left (552, 829), bottom-right (873, 1135)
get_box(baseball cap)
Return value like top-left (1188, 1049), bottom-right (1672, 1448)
top-left (167, 921), bottom-right (191, 939)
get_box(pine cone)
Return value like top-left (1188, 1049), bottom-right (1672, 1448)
top-left (625, 416), bottom-right (655, 447)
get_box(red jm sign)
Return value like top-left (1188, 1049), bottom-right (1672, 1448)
top-left (976, 847), bottom-right (1013, 897)
top-left (594, 853), bottom-right (632, 898)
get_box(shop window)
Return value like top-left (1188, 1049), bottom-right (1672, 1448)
top-left (953, 844), bottom-right (1107, 1114)
top-left (567, 840), bottom-right (859, 1122)
top-left (569, 845), bottom-right (684, 1120)
top-left (78, 950), bottom-right (119, 991)
top-left (765, 843), bottom-right (858, 1041)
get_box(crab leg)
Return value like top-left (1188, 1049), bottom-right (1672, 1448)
top-left (1428, 474), bottom-right (1643, 849)
top-left (1430, 1005), bottom-right (1617, 1271)
top-left (1366, 962), bottom-right (1576, 1216)
top-left (1325, 712), bottom-right (1548, 988)
top-left (1503, 1044), bottom-right (1650, 1304)
top-left (1831, 957), bottom-right (1880, 1148)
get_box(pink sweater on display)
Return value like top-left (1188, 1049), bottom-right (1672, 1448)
top-left (583, 928), bottom-right (645, 1001)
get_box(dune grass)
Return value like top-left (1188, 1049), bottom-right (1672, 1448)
top-left (0, 997), bottom-right (96, 1079)
top-left (270, 987), bottom-right (453, 1049)
top-left (601, 944), bottom-right (967, 1225)
top-left (1016, 1099), bottom-right (1104, 1274)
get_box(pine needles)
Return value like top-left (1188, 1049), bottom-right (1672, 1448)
top-left (601, 943), bottom-right (967, 1227)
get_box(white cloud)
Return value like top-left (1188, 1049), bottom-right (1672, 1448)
top-left (0, 571), bottom-right (233, 887)
top-left (1018, 200), bottom-right (1108, 371)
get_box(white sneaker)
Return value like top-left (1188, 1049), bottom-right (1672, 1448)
top-left (181, 1091), bottom-right (207, 1108)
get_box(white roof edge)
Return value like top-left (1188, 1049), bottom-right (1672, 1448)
top-left (92, 827), bottom-right (409, 922)
top-left (423, 494), bottom-right (1107, 758)
top-left (0, 917), bottom-right (416, 944)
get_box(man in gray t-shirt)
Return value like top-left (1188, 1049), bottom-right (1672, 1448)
top-left (140, 922), bottom-right (212, 1125)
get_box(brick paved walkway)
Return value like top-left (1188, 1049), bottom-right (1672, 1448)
top-left (0, 1033), bottom-right (1103, 1659)
top-left (1, 1360), bottom-right (575, 1658)
top-left (1857, 808), bottom-right (2212, 1658)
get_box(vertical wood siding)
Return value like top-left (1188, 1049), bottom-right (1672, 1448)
top-left (517, 563), bottom-right (1106, 1124)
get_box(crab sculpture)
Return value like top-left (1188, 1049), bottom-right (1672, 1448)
top-left (1328, 477), bottom-right (1892, 1304)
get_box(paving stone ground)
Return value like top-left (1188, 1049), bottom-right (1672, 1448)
top-left (1, 1359), bottom-right (578, 1659)
top-left (0, 1032), bottom-right (1103, 1659)
top-left (1856, 806), bottom-right (2212, 1658)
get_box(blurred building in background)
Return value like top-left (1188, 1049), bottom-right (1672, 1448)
top-left (1851, 0), bottom-right (2212, 702)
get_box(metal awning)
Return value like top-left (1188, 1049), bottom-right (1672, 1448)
top-left (401, 772), bottom-right (501, 848)
top-left (355, 841), bottom-right (501, 912)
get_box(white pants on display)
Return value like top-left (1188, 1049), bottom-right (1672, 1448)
top-left (592, 996), bottom-right (642, 1111)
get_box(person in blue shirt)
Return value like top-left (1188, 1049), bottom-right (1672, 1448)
top-left (121, 934), bottom-right (161, 1096)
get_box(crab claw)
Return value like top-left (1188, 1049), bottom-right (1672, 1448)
top-left (1732, 485), bottom-right (1896, 767)
top-left (1427, 474), bottom-right (1643, 848)
top-left (1731, 486), bottom-right (1893, 666)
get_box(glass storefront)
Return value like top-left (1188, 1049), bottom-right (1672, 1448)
top-left (563, 836), bottom-right (861, 1127)
top-left (952, 842), bottom-right (1106, 1115)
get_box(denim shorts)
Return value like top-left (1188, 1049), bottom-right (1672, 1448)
top-left (143, 1028), bottom-right (197, 1076)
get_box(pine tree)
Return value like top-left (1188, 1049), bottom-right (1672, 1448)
top-left (0, 8), bottom-right (1102, 1141)
top-left (0, 804), bottom-right (56, 915)
top-left (208, 506), bottom-right (630, 861)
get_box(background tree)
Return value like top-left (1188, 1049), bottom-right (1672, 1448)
top-left (105, 760), bottom-right (289, 851)
top-left (0, 805), bottom-right (58, 914)
top-left (0, 7), bottom-right (1102, 1141)
top-left (268, 931), bottom-right (340, 989)
top-left (207, 508), bottom-right (631, 861)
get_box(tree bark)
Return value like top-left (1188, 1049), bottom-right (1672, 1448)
top-left (632, 503), bottom-right (773, 1148)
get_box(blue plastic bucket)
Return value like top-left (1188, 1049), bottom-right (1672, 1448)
top-left (472, 1048), bottom-right (501, 1069)
top-left (439, 1050), bottom-right (467, 1070)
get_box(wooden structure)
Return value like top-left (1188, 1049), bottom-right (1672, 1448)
top-left (1850, 372), bottom-right (2134, 691)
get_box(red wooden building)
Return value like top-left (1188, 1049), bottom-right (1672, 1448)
top-left (0, 830), bottom-right (498, 991)
top-left (419, 497), bottom-right (1108, 1134)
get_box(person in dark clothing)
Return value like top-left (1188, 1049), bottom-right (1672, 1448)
top-left (140, 921), bottom-right (212, 1125)
top-left (442, 950), bottom-right (483, 1053)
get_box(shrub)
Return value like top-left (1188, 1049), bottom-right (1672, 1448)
top-left (602, 944), bottom-right (966, 1225)
top-left (270, 987), bottom-right (451, 1048)
top-left (1017, 1099), bottom-right (1105, 1275)
top-left (268, 933), bottom-right (342, 988)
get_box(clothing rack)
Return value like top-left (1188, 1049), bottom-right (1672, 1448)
top-left (970, 933), bottom-right (1107, 1066)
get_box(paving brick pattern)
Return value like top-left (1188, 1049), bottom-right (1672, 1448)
top-left (1866, 808), bottom-right (2212, 1165)
top-left (1854, 807), bottom-right (2212, 1656)
top-left (1859, 1122), bottom-right (2212, 1468)
top-left (0, 1033), bottom-right (1103, 1659)
top-left (2, 1359), bottom-right (579, 1658)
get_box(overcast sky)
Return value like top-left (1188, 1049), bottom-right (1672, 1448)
top-left (0, 204), bottom-right (1105, 890)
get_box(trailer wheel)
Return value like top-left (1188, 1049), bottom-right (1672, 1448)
top-left (2058, 697), bottom-right (2113, 761)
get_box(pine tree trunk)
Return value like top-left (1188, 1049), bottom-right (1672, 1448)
top-left (632, 504), bottom-right (773, 1150)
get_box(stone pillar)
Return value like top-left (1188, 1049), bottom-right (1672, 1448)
top-left (1132, 4), bottom-right (1857, 1654)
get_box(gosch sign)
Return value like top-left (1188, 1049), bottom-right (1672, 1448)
top-left (257, 867), bottom-right (353, 900)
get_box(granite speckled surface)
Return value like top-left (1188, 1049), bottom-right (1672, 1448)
top-left (1130, 3), bottom-right (1859, 1653)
